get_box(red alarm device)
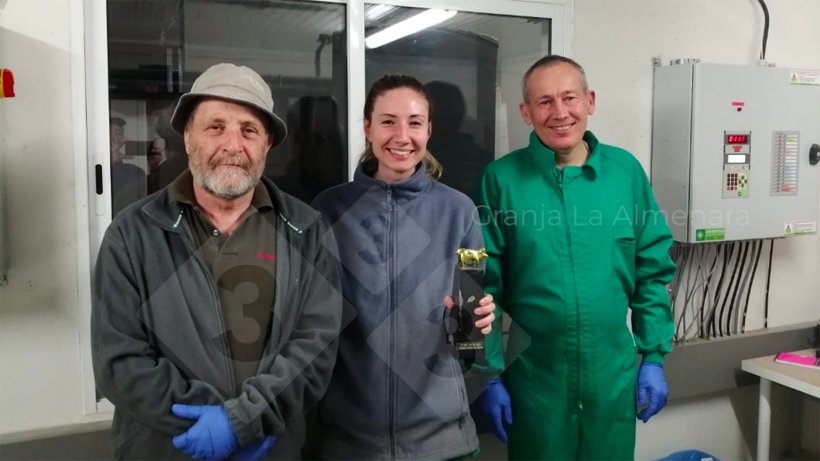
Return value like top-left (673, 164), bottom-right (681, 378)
top-left (1, 68), bottom-right (15, 98)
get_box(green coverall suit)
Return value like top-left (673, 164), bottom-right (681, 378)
top-left (476, 131), bottom-right (675, 460)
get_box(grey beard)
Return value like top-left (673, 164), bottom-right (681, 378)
top-left (195, 170), bottom-right (257, 201)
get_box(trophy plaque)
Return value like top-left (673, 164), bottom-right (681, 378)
top-left (445, 248), bottom-right (488, 362)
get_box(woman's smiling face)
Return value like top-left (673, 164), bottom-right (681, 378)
top-left (364, 87), bottom-right (431, 183)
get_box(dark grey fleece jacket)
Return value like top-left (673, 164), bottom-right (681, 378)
top-left (307, 164), bottom-right (482, 461)
top-left (91, 174), bottom-right (342, 460)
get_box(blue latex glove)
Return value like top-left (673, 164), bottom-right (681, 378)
top-left (172, 404), bottom-right (239, 460)
top-left (636, 362), bottom-right (668, 423)
top-left (481, 378), bottom-right (512, 443)
top-left (231, 436), bottom-right (276, 461)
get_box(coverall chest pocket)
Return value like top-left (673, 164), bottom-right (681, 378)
top-left (612, 225), bottom-right (636, 298)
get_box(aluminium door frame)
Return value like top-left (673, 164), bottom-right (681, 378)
top-left (74, 0), bottom-right (570, 416)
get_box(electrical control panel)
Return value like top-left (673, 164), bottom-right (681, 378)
top-left (651, 62), bottom-right (820, 242)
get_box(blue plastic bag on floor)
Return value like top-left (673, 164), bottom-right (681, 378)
top-left (654, 449), bottom-right (721, 461)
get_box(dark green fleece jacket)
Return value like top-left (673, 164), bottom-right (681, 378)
top-left (92, 175), bottom-right (342, 460)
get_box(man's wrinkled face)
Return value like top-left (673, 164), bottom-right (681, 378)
top-left (520, 62), bottom-right (595, 155)
top-left (184, 98), bottom-right (272, 200)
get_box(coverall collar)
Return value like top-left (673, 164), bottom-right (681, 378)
top-left (528, 130), bottom-right (602, 178)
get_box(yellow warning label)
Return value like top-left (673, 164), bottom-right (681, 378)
top-left (784, 220), bottom-right (817, 237)
top-left (789, 69), bottom-right (820, 86)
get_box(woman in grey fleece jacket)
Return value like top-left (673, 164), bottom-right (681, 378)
top-left (307, 75), bottom-right (496, 460)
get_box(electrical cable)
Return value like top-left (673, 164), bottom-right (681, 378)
top-left (671, 242), bottom-right (695, 341)
top-left (719, 241), bottom-right (738, 336)
top-left (674, 239), bottom-right (769, 341)
top-left (718, 241), bottom-right (743, 336)
top-left (698, 243), bottom-right (720, 338)
top-left (757, 0), bottom-right (770, 60)
top-left (717, 242), bottom-right (743, 336)
top-left (681, 251), bottom-right (712, 340)
top-left (679, 245), bottom-right (706, 341)
top-left (682, 245), bottom-right (697, 333)
top-left (682, 245), bottom-right (702, 338)
top-left (691, 244), bottom-right (708, 339)
top-left (698, 245), bottom-right (720, 338)
top-left (702, 243), bottom-right (721, 338)
top-left (669, 244), bottom-right (681, 338)
top-left (763, 239), bottom-right (774, 328)
top-left (673, 244), bottom-right (693, 342)
top-left (683, 248), bottom-right (707, 324)
top-left (673, 239), bottom-right (771, 341)
top-left (733, 240), bottom-right (753, 333)
top-left (726, 241), bottom-right (749, 335)
top-left (740, 240), bottom-right (763, 333)
top-left (675, 244), bottom-right (695, 341)
top-left (669, 243), bottom-right (685, 310)
top-left (702, 244), bottom-right (718, 337)
top-left (731, 241), bottom-right (753, 334)
top-left (710, 242), bottom-right (733, 337)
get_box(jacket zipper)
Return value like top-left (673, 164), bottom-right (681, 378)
top-left (176, 209), bottom-right (236, 393)
top-left (556, 170), bottom-right (583, 414)
top-left (260, 214), bottom-right (292, 365)
top-left (450, 358), bottom-right (468, 428)
top-left (386, 186), bottom-right (398, 458)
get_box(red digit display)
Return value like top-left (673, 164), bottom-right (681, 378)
top-left (727, 134), bottom-right (749, 144)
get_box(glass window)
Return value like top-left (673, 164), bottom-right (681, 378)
top-left (106, 0), bottom-right (348, 213)
top-left (364, 5), bottom-right (549, 198)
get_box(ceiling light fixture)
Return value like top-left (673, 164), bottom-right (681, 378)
top-left (365, 4), bottom-right (396, 22)
top-left (364, 9), bottom-right (457, 49)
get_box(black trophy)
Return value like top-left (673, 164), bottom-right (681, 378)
top-left (445, 248), bottom-right (488, 363)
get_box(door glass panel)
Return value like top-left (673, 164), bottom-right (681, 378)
top-left (106, 0), bottom-right (348, 214)
top-left (364, 5), bottom-right (549, 198)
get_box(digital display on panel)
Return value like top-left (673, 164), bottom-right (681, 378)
top-left (726, 134), bottom-right (750, 144)
top-left (727, 154), bottom-right (747, 164)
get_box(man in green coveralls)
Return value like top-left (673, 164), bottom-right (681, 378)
top-left (477, 55), bottom-right (676, 460)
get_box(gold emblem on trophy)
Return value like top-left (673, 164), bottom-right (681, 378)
top-left (456, 248), bottom-right (488, 269)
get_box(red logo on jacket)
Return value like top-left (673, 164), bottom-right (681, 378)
top-left (256, 252), bottom-right (276, 261)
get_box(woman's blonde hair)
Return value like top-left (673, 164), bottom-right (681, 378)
top-left (359, 74), bottom-right (442, 180)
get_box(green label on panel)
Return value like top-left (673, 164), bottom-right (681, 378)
top-left (695, 228), bottom-right (725, 241)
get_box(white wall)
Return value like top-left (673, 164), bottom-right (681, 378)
top-left (573, 0), bottom-right (820, 459)
top-left (0, 0), bottom-right (101, 437)
top-left (574, 0), bottom-right (819, 330)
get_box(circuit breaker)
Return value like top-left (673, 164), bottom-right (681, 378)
top-left (651, 62), bottom-right (820, 243)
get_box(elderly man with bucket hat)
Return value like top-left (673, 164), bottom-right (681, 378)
top-left (92, 63), bottom-right (343, 460)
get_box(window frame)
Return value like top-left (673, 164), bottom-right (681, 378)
top-left (74, 0), bottom-right (570, 416)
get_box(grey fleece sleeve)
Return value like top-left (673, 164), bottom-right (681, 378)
top-left (91, 225), bottom-right (224, 436)
top-left (224, 220), bottom-right (343, 446)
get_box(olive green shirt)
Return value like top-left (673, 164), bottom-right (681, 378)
top-left (168, 171), bottom-right (277, 392)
